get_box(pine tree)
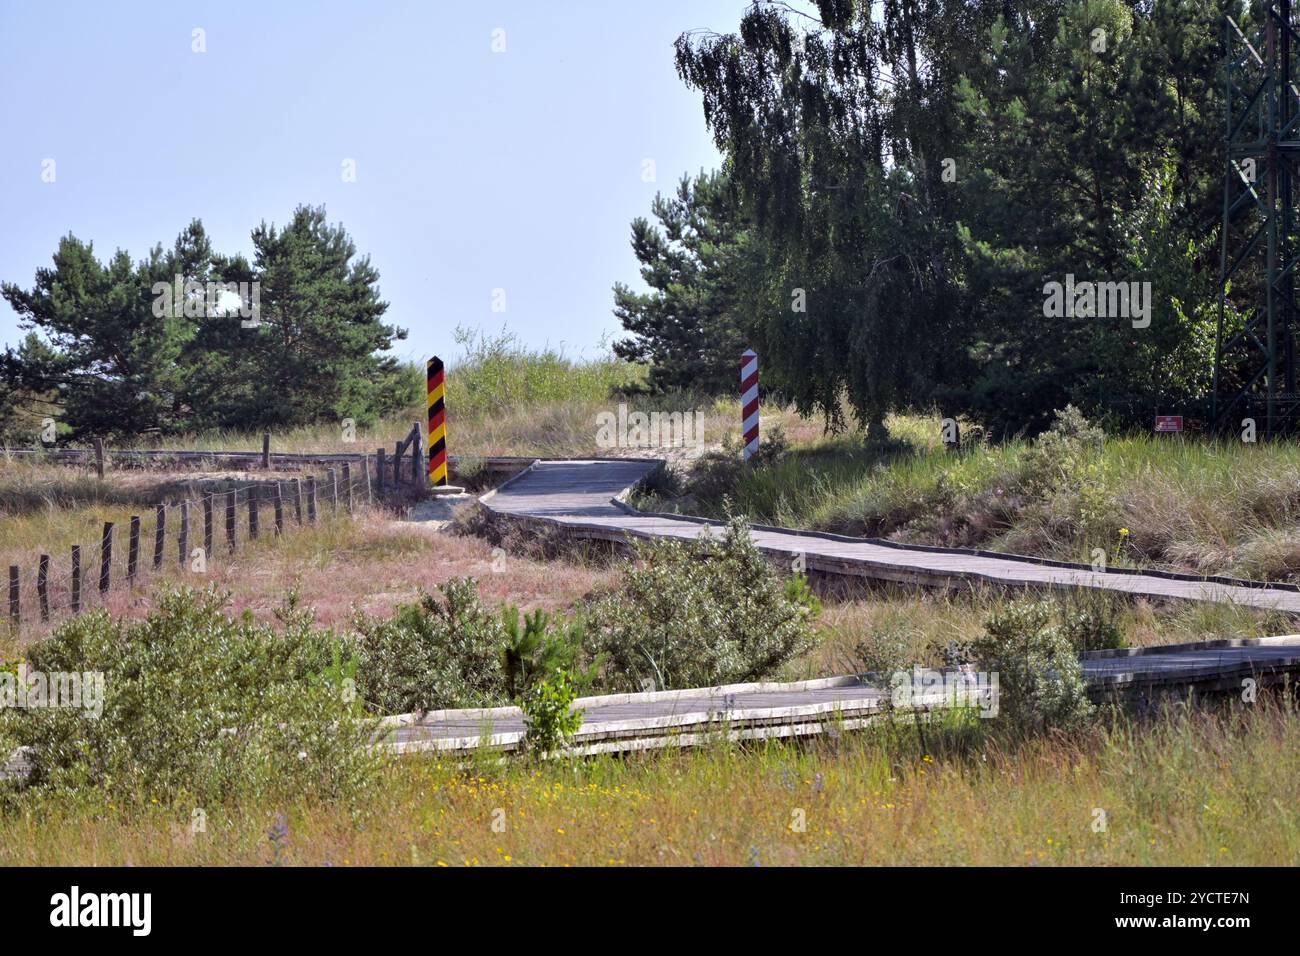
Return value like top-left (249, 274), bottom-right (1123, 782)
top-left (1, 234), bottom-right (193, 439)
top-left (242, 205), bottom-right (407, 429)
top-left (1, 207), bottom-right (411, 438)
top-left (612, 171), bottom-right (758, 394)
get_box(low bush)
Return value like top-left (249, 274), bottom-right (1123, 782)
top-left (501, 606), bottom-right (595, 700)
top-left (520, 669), bottom-right (584, 757)
top-left (851, 626), bottom-right (921, 677)
top-left (971, 600), bottom-right (1095, 734)
top-left (348, 579), bottom-right (592, 715)
top-left (586, 516), bottom-right (820, 691)
top-left (1056, 592), bottom-right (1127, 653)
top-left (349, 577), bottom-right (511, 714)
top-left (1013, 405), bottom-right (1106, 499)
top-left (1, 587), bottom-right (379, 809)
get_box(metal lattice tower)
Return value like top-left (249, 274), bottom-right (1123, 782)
top-left (1213, 2), bottom-right (1300, 437)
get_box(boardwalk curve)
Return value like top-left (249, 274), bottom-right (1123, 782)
top-left (480, 457), bottom-right (1300, 613)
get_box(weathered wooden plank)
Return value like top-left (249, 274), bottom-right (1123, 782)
top-left (178, 500), bottom-right (190, 568)
top-left (70, 545), bottom-right (81, 613)
top-left (127, 516), bottom-right (140, 582)
top-left (203, 495), bottom-right (214, 559)
top-left (7, 566), bottom-right (17, 628)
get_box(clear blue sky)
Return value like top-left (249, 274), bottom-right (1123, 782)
top-left (0, 0), bottom-right (750, 365)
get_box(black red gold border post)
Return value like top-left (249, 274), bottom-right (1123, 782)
top-left (427, 356), bottom-right (448, 486)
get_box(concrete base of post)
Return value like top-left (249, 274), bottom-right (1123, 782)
top-left (427, 484), bottom-right (467, 496)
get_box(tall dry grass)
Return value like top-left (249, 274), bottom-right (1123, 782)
top-left (4, 697), bottom-right (1296, 866)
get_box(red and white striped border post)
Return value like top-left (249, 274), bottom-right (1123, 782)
top-left (741, 349), bottom-right (759, 462)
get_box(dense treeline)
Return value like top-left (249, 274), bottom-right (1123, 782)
top-left (615, 0), bottom-right (1237, 436)
top-left (1, 205), bottom-right (419, 442)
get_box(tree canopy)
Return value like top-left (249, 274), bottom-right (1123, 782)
top-left (612, 170), bottom-right (761, 394)
top-left (2, 206), bottom-right (416, 441)
top-left (609, 0), bottom-right (1237, 436)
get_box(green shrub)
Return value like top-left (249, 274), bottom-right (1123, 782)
top-left (1, 587), bottom-right (378, 808)
top-left (501, 606), bottom-right (596, 700)
top-left (675, 428), bottom-right (794, 508)
top-left (349, 579), bottom-right (594, 714)
top-left (972, 600), bottom-right (1095, 734)
top-left (1056, 593), bottom-right (1126, 653)
top-left (1015, 405), bottom-right (1106, 498)
top-left (752, 423), bottom-right (790, 466)
top-left (634, 462), bottom-right (683, 502)
top-left (852, 627), bottom-right (920, 676)
top-left (349, 578), bottom-right (510, 714)
top-left (681, 439), bottom-right (745, 504)
top-left (520, 669), bottom-right (584, 757)
top-left (587, 516), bottom-right (819, 691)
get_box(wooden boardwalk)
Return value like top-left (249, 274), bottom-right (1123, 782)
top-left (383, 639), bottom-right (1300, 756)
top-left (480, 458), bottom-right (1300, 613)
top-left (344, 456), bottom-right (1300, 757)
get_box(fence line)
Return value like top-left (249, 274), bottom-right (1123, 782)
top-left (4, 467), bottom-right (372, 635)
top-left (1, 428), bottom-right (456, 634)
top-left (1, 426), bottom-right (432, 491)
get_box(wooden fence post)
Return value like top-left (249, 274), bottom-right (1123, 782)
top-left (100, 521), bottom-right (114, 592)
top-left (306, 477), bottom-right (318, 524)
top-left (292, 478), bottom-right (303, 525)
top-left (262, 432), bottom-right (271, 469)
top-left (364, 454), bottom-right (373, 503)
top-left (179, 500), bottom-right (190, 567)
top-left (329, 469), bottom-right (338, 516)
top-left (153, 505), bottom-right (166, 570)
top-left (71, 545), bottom-right (82, 614)
top-left (411, 422), bottom-right (424, 488)
top-left (343, 462), bottom-right (353, 513)
top-left (37, 555), bottom-right (49, 623)
top-left (393, 442), bottom-right (402, 485)
top-left (248, 486), bottom-right (259, 540)
top-left (93, 437), bottom-right (105, 479)
top-left (203, 495), bottom-right (214, 559)
top-left (8, 566), bottom-right (18, 629)
top-left (225, 491), bottom-right (237, 552)
top-left (274, 483), bottom-right (284, 535)
top-left (128, 516), bottom-right (141, 582)
top-left (376, 448), bottom-right (386, 494)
